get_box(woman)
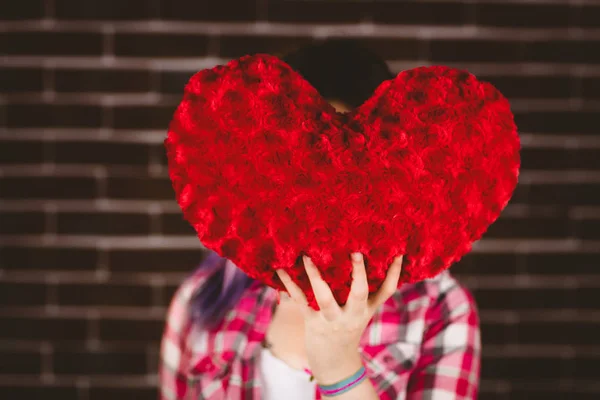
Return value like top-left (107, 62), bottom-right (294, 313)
top-left (159, 39), bottom-right (481, 400)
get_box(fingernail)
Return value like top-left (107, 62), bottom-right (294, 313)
top-left (352, 252), bottom-right (363, 261)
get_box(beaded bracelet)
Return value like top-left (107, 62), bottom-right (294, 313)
top-left (304, 366), bottom-right (367, 397)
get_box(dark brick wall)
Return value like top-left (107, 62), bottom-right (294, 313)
top-left (1, 1), bottom-right (599, 399)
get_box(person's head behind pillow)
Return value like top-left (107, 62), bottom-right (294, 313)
top-left (281, 38), bottom-right (394, 111)
top-left (190, 38), bottom-right (394, 331)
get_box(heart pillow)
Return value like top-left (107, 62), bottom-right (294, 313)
top-left (165, 54), bottom-right (520, 309)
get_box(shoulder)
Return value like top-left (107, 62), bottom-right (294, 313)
top-left (164, 268), bottom-right (214, 333)
top-left (161, 269), bottom-right (213, 368)
top-left (161, 268), bottom-right (225, 383)
top-left (427, 271), bottom-right (478, 317)
top-left (366, 270), bottom-right (479, 350)
top-left (400, 273), bottom-right (481, 399)
top-left (386, 270), bottom-right (479, 346)
top-left (398, 270), bottom-right (478, 319)
top-left (161, 267), bottom-right (269, 376)
top-left (408, 271), bottom-right (480, 348)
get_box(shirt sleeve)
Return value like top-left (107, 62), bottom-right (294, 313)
top-left (405, 283), bottom-right (481, 400)
top-left (159, 274), bottom-right (228, 400)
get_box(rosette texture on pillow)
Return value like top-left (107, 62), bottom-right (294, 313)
top-left (165, 54), bottom-right (520, 309)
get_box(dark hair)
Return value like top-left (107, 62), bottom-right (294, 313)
top-left (281, 38), bottom-right (394, 108)
top-left (190, 38), bottom-right (394, 331)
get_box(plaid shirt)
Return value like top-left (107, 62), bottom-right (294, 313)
top-left (160, 269), bottom-right (480, 400)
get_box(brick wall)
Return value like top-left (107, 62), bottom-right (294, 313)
top-left (1, 1), bottom-right (599, 399)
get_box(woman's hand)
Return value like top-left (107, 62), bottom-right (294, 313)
top-left (276, 252), bottom-right (403, 384)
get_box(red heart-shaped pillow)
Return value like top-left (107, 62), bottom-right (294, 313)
top-left (166, 54), bottom-right (520, 309)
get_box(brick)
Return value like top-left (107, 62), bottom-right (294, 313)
top-left (520, 148), bottom-right (570, 170)
top-left (0, 211), bottom-right (46, 234)
top-left (6, 104), bottom-right (103, 128)
top-left (0, 350), bottom-right (42, 374)
top-left (573, 356), bottom-right (600, 379)
top-left (570, 149), bottom-right (600, 170)
top-left (527, 41), bottom-right (600, 64)
top-left (55, 0), bottom-right (160, 20)
top-left (112, 105), bottom-right (175, 130)
top-left (106, 176), bottom-right (173, 200)
top-left (579, 6), bottom-right (600, 28)
top-left (57, 212), bottom-right (150, 235)
top-left (0, 246), bottom-right (98, 271)
top-left (89, 387), bottom-right (156, 400)
top-left (510, 390), bottom-right (599, 400)
top-left (478, 391), bottom-right (508, 400)
top-left (480, 322), bottom-right (518, 345)
top-left (158, 71), bottom-right (195, 94)
top-left (114, 33), bottom-right (209, 58)
top-left (517, 321), bottom-right (600, 345)
top-left (98, 318), bottom-right (164, 342)
top-left (481, 356), bottom-right (571, 380)
top-left (483, 76), bottom-right (573, 99)
top-left (54, 69), bottom-right (153, 93)
top-left (429, 40), bottom-right (524, 63)
top-left (484, 217), bottom-right (569, 239)
top-left (161, 213), bottom-right (195, 235)
top-left (154, 143), bottom-right (169, 167)
top-left (1, 32), bottom-right (103, 56)
top-left (525, 253), bottom-right (600, 275)
top-left (506, 183), bottom-right (527, 204)
top-left (0, 67), bottom-right (44, 92)
top-left (508, 188), bottom-right (527, 206)
top-left (0, 177), bottom-right (97, 199)
top-left (0, 140), bottom-right (45, 164)
top-left (54, 350), bottom-right (147, 374)
top-left (1, 104), bottom-right (7, 126)
top-left (160, 0), bottom-right (257, 21)
top-left (218, 35), bottom-right (315, 59)
top-left (108, 249), bottom-right (202, 272)
top-left (575, 287), bottom-right (600, 310)
top-left (163, 285), bottom-right (179, 307)
top-left (372, 2), bottom-right (469, 26)
top-left (267, 1), bottom-right (373, 23)
top-left (475, 3), bottom-right (574, 28)
top-left (0, 0), bottom-right (44, 20)
top-left (0, 385), bottom-right (78, 400)
top-left (575, 220), bottom-right (600, 239)
top-left (0, 316), bottom-right (88, 341)
top-left (0, 282), bottom-right (47, 306)
top-left (264, 37), bottom-right (421, 62)
top-left (54, 141), bottom-right (150, 165)
top-left (581, 77), bottom-right (600, 99)
top-left (360, 38), bottom-right (422, 61)
top-left (515, 111), bottom-right (598, 134)
top-left (452, 253), bottom-right (519, 275)
top-left (475, 288), bottom-right (574, 310)
top-left (57, 283), bottom-right (153, 307)
top-left (525, 184), bottom-right (600, 206)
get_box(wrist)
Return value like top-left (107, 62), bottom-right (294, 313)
top-left (310, 353), bottom-right (364, 385)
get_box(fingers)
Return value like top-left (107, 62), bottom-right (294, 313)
top-left (303, 255), bottom-right (342, 320)
top-left (368, 255), bottom-right (403, 311)
top-left (276, 268), bottom-right (310, 316)
top-left (345, 252), bottom-right (369, 314)
top-left (278, 253), bottom-right (402, 320)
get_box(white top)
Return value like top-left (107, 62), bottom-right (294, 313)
top-left (259, 347), bottom-right (317, 400)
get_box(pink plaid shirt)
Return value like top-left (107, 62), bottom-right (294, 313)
top-left (159, 269), bottom-right (480, 400)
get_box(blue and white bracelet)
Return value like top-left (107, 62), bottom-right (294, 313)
top-left (304, 366), bottom-right (368, 397)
